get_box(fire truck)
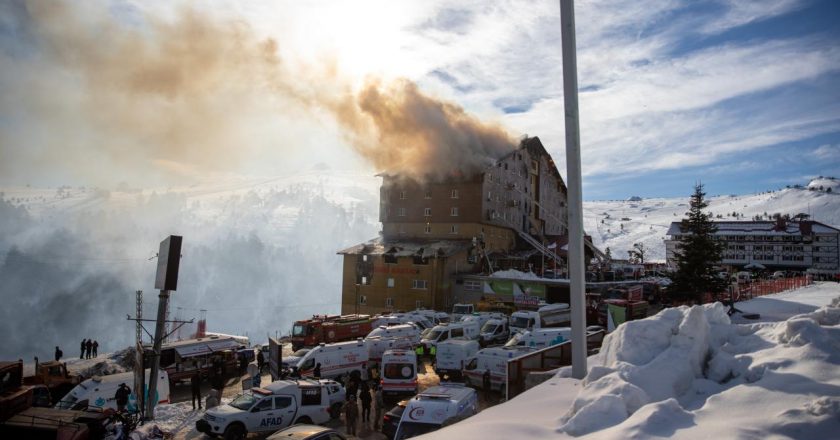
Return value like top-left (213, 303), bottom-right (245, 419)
top-left (291, 314), bottom-right (374, 351)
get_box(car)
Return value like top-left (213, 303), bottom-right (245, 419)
top-left (266, 424), bottom-right (347, 440)
top-left (381, 400), bottom-right (409, 440)
top-left (772, 271), bottom-right (786, 279)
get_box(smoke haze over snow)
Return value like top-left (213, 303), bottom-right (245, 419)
top-left (0, 174), bottom-right (381, 361)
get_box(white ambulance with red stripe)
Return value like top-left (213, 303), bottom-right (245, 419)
top-left (296, 339), bottom-right (369, 381)
top-left (380, 349), bottom-right (417, 397)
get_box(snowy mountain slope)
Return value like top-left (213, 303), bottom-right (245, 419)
top-left (584, 180), bottom-right (840, 262)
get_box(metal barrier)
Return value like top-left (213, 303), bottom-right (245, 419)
top-left (505, 330), bottom-right (606, 400)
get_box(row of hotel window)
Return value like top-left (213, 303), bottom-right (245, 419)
top-left (356, 296), bottom-right (425, 309)
top-left (727, 245), bottom-right (806, 251)
top-left (394, 190), bottom-right (461, 199)
top-left (716, 235), bottom-right (836, 242)
top-left (723, 254), bottom-right (806, 261)
top-left (391, 207), bottom-right (460, 217)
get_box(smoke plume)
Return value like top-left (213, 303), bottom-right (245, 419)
top-left (0, 0), bottom-right (516, 185)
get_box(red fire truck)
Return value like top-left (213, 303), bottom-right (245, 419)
top-left (291, 314), bottom-right (374, 351)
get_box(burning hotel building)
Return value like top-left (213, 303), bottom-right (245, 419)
top-left (338, 136), bottom-right (584, 314)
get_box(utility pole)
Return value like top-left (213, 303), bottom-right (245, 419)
top-left (559, 0), bottom-right (587, 379)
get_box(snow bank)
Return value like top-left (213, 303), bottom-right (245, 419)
top-left (490, 269), bottom-right (541, 280)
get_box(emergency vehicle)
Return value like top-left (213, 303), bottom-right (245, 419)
top-left (509, 303), bottom-right (570, 334)
top-left (462, 346), bottom-right (531, 391)
top-left (393, 384), bottom-right (478, 440)
top-left (196, 379), bottom-right (333, 439)
top-left (56, 369), bottom-right (170, 412)
top-left (366, 324), bottom-right (422, 346)
top-left (504, 327), bottom-right (572, 350)
top-left (434, 339), bottom-right (479, 380)
top-left (380, 350), bottom-right (417, 398)
top-left (296, 340), bottom-right (369, 380)
top-left (291, 314), bottom-right (374, 351)
top-left (366, 336), bottom-right (414, 364)
top-left (479, 316), bottom-right (510, 346)
top-left (419, 322), bottom-right (480, 351)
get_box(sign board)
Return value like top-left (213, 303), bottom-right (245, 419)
top-left (268, 337), bottom-right (282, 381)
top-left (154, 235), bottom-right (182, 291)
top-left (514, 295), bottom-right (540, 307)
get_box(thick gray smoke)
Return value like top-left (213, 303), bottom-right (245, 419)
top-left (0, 181), bottom-right (379, 361)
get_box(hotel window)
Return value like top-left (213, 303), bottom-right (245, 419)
top-left (450, 224), bottom-right (459, 234)
top-left (385, 297), bottom-right (393, 307)
top-left (450, 207), bottom-right (459, 216)
top-left (412, 280), bottom-right (428, 290)
top-left (387, 278), bottom-right (395, 288)
top-left (424, 208), bottom-right (431, 217)
top-left (399, 191), bottom-right (407, 200)
top-left (424, 224), bottom-right (431, 234)
top-left (397, 207), bottom-right (406, 217)
top-left (464, 280), bottom-right (482, 291)
top-left (451, 189), bottom-right (459, 199)
top-left (416, 300), bottom-right (424, 309)
top-left (425, 189), bottom-right (431, 199)
top-left (359, 295), bottom-right (367, 305)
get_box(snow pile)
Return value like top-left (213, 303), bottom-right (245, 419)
top-left (807, 177), bottom-right (839, 192)
top-left (67, 348), bottom-right (134, 378)
top-left (557, 303), bottom-right (730, 435)
top-left (490, 269), bottom-right (541, 280)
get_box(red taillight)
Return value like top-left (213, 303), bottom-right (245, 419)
top-left (383, 415), bottom-right (391, 422)
top-left (380, 379), bottom-right (384, 385)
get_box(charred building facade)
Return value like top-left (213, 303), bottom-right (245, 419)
top-left (338, 137), bottom-right (571, 314)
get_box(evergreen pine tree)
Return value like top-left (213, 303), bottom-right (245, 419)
top-left (669, 184), bottom-right (727, 303)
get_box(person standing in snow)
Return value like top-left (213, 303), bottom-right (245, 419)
top-left (80, 339), bottom-right (86, 359)
top-left (54, 346), bottom-right (62, 362)
top-left (114, 383), bottom-right (131, 412)
top-left (256, 348), bottom-right (265, 373)
top-left (190, 372), bottom-right (202, 410)
top-left (373, 384), bottom-right (384, 430)
top-left (359, 381), bottom-right (372, 426)
top-left (92, 340), bottom-right (99, 358)
top-left (85, 339), bottom-right (93, 359)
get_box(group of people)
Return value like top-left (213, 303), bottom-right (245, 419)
top-left (341, 367), bottom-right (384, 436)
top-left (80, 338), bottom-right (99, 359)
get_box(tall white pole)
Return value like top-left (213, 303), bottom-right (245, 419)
top-left (559, 0), bottom-right (587, 379)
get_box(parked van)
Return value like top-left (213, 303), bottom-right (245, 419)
top-left (450, 303), bottom-right (475, 321)
top-left (371, 314), bottom-right (433, 331)
top-left (197, 379), bottom-right (333, 438)
top-left (381, 350), bottom-right (418, 398)
top-left (366, 324), bottom-right (422, 346)
top-left (413, 309), bottom-right (450, 325)
top-left (504, 327), bottom-right (571, 350)
top-left (434, 339), bottom-right (480, 380)
top-left (509, 303), bottom-right (570, 334)
top-left (394, 384), bottom-right (478, 440)
top-left (297, 339), bottom-right (369, 380)
top-left (367, 336), bottom-right (414, 364)
top-left (462, 347), bottom-right (531, 391)
top-left (479, 317), bottom-right (510, 346)
top-left (56, 369), bottom-right (170, 412)
top-left (419, 322), bottom-right (480, 351)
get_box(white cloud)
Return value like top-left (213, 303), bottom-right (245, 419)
top-left (813, 144), bottom-right (840, 161)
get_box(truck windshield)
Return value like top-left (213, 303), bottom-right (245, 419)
top-left (480, 322), bottom-right (497, 334)
top-left (426, 330), bottom-right (443, 341)
top-left (292, 324), bottom-right (306, 337)
top-left (395, 422), bottom-right (441, 439)
top-left (230, 392), bottom-right (258, 410)
top-left (384, 363), bottom-right (415, 380)
top-left (453, 305), bottom-right (472, 314)
top-left (504, 334), bottom-right (523, 347)
top-left (510, 316), bottom-right (531, 329)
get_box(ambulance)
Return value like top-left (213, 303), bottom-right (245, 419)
top-left (196, 379), bottom-right (333, 438)
top-left (297, 339), bottom-right (369, 380)
top-left (366, 336), bottom-right (414, 364)
top-left (462, 346), bottom-right (531, 392)
top-left (380, 350), bottom-right (418, 398)
top-left (393, 384), bottom-right (478, 439)
top-left (434, 339), bottom-right (479, 380)
top-left (366, 324), bottom-right (422, 346)
top-left (504, 327), bottom-right (572, 350)
top-left (56, 369), bottom-right (170, 412)
top-left (419, 321), bottom-right (480, 351)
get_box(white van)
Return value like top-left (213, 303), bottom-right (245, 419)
top-left (413, 309), bottom-right (450, 325)
top-left (419, 322), bottom-right (480, 351)
top-left (56, 369), bottom-right (170, 412)
top-left (381, 350), bottom-right (418, 398)
top-left (297, 339), bottom-right (369, 380)
top-left (509, 303), bottom-right (570, 334)
top-left (366, 336), bottom-right (414, 364)
top-left (462, 347), bottom-right (531, 391)
top-left (479, 317), bottom-right (510, 347)
top-left (197, 380), bottom-right (332, 438)
top-left (394, 384), bottom-right (478, 440)
top-left (451, 303), bottom-right (475, 321)
top-left (434, 339), bottom-right (480, 380)
top-left (366, 324), bottom-right (422, 346)
top-left (504, 327), bottom-right (572, 350)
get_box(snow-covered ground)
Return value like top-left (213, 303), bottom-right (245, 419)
top-left (421, 282), bottom-right (840, 439)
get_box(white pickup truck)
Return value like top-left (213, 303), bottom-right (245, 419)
top-left (196, 379), bottom-right (335, 439)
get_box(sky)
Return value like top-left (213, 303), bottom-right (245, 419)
top-left (1, 0), bottom-right (839, 200)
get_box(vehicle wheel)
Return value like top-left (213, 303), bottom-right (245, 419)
top-left (223, 423), bottom-right (246, 440)
top-left (295, 416), bottom-right (313, 425)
